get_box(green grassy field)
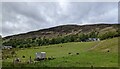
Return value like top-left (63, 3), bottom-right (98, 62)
top-left (2, 37), bottom-right (119, 67)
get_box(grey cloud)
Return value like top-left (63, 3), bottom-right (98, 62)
top-left (1, 2), bottom-right (118, 37)
top-left (2, 3), bottom-right (47, 23)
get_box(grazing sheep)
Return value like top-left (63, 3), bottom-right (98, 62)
top-left (76, 53), bottom-right (79, 55)
top-left (27, 59), bottom-right (33, 64)
top-left (48, 57), bottom-right (52, 60)
top-left (48, 56), bottom-right (56, 60)
top-left (14, 58), bottom-right (21, 63)
top-left (68, 53), bottom-right (71, 55)
top-left (53, 57), bottom-right (56, 59)
top-left (34, 58), bottom-right (41, 61)
top-left (22, 55), bottom-right (25, 58)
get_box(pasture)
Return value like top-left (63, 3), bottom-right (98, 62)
top-left (2, 37), bottom-right (119, 67)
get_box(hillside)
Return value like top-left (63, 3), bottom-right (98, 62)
top-left (3, 24), bottom-right (120, 40)
top-left (2, 37), bottom-right (119, 67)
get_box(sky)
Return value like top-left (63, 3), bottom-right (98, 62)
top-left (0, 2), bottom-right (118, 37)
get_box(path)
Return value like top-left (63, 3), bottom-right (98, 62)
top-left (87, 40), bottom-right (105, 51)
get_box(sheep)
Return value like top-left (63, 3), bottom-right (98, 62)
top-left (68, 52), bottom-right (71, 55)
top-left (76, 53), bottom-right (79, 55)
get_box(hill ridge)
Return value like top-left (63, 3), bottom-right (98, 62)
top-left (3, 23), bottom-right (120, 40)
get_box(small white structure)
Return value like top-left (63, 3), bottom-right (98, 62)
top-left (88, 38), bottom-right (100, 41)
top-left (35, 52), bottom-right (46, 59)
top-left (97, 38), bottom-right (100, 41)
top-left (3, 46), bottom-right (12, 49)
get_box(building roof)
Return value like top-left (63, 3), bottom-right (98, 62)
top-left (4, 46), bottom-right (12, 48)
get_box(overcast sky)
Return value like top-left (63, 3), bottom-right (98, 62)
top-left (1, 2), bottom-right (118, 37)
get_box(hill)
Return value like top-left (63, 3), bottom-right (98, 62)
top-left (3, 24), bottom-right (120, 40)
top-left (2, 24), bottom-right (120, 48)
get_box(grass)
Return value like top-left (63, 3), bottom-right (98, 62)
top-left (2, 37), bottom-right (119, 67)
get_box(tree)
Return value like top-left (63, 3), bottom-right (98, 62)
top-left (50, 38), bottom-right (56, 44)
top-left (89, 31), bottom-right (98, 38)
top-left (78, 33), bottom-right (88, 41)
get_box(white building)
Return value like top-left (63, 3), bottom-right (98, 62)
top-left (35, 52), bottom-right (46, 59)
top-left (3, 46), bottom-right (12, 49)
top-left (88, 38), bottom-right (100, 41)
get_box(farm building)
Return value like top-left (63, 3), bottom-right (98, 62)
top-left (88, 38), bottom-right (100, 41)
top-left (35, 52), bottom-right (46, 59)
top-left (3, 46), bottom-right (12, 49)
